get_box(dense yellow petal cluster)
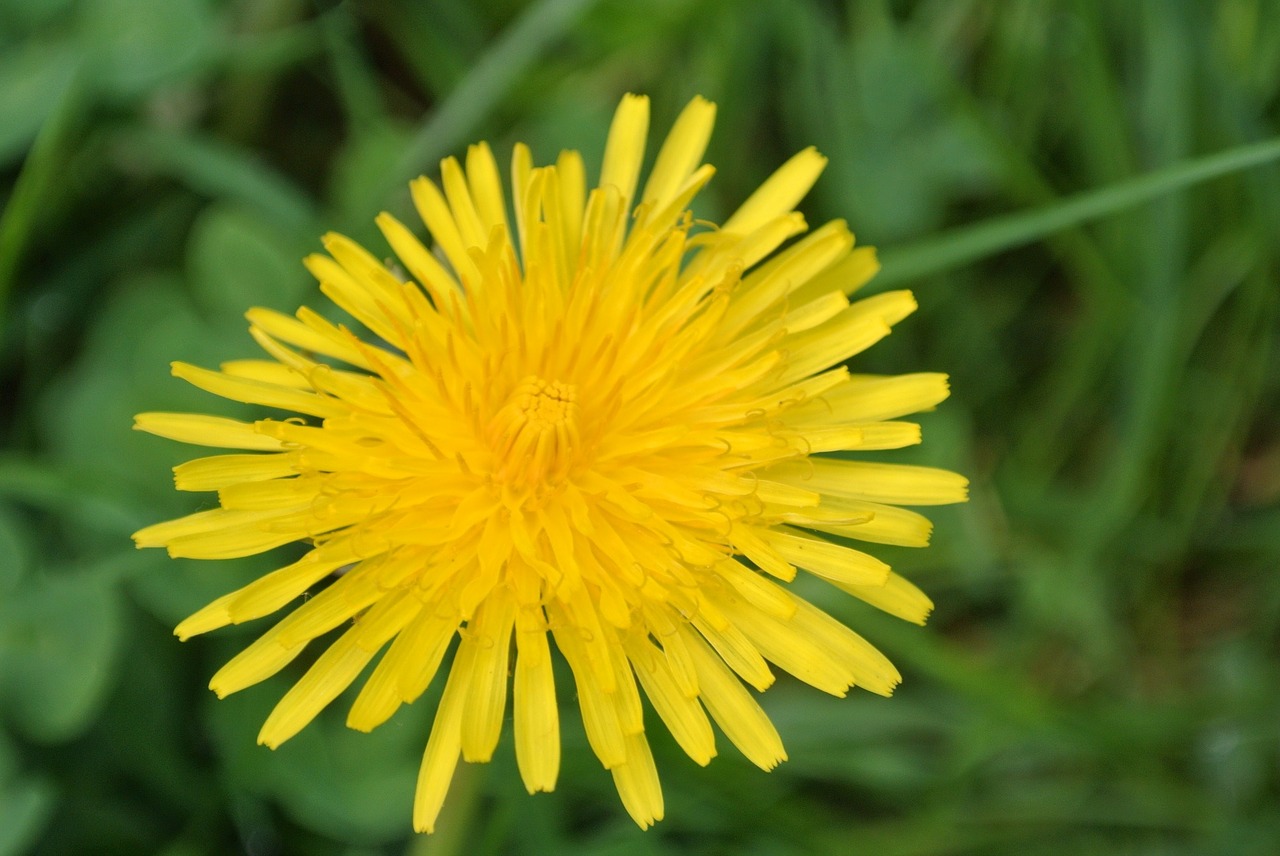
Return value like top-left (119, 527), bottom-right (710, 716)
top-left (134, 94), bottom-right (967, 831)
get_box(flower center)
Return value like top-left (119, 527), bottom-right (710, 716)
top-left (489, 375), bottom-right (580, 487)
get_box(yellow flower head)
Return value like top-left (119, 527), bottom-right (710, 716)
top-left (134, 94), bottom-right (967, 832)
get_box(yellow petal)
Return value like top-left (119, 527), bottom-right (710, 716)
top-left (804, 372), bottom-right (951, 424)
top-left (772, 291), bottom-right (917, 387)
top-left (465, 141), bottom-right (510, 243)
top-left (599, 93), bottom-right (650, 215)
top-left (641, 95), bottom-right (715, 214)
top-left (374, 211), bottom-right (464, 310)
top-left (220, 359), bottom-right (307, 388)
top-left (218, 476), bottom-right (319, 510)
top-left (272, 566), bottom-right (387, 649)
top-left (347, 606), bottom-right (456, 733)
top-left (770, 458), bottom-right (969, 506)
top-left (410, 175), bottom-right (481, 287)
top-left (713, 559), bottom-right (796, 620)
top-left (720, 219), bottom-right (853, 337)
top-left (786, 244), bottom-right (880, 306)
top-left (514, 613), bottom-right (560, 794)
top-left (208, 622), bottom-right (307, 698)
top-left (173, 591), bottom-right (237, 641)
top-left (829, 571), bottom-right (935, 625)
top-left (511, 142), bottom-right (534, 257)
top-left (412, 661), bottom-right (471, 834)
top-left (759, 528), bottom-right (891, 587)
top-left (776, 290), bottom-right (850, 335)
top-left (245, 306), bottom-right (375, 371)
top-left (839, 421), bottom-right (922, 450)
top-left (713, 588), bottom-right (856, 696)
top-left (722, 146), bottom-right (826, 234)
top-left (439, 155), bottom-right (486, 250)
top-left (555, 150), bottom-right (586, 265)
top-left (552, 619), bottom-right (626, 769)
top-left (691, 614), bottom-right (774, 692)
top-left (607, 630), bottom-right (646, 735)
top-left (787, 596), bottom-right (901, 696)
top-left (134, 412), bottom-right (284, 451)
top-left (171, 362), bottom-right (347, 419)
top-left (133, 506), bottom-right (304, 555)
top-left (623, 634), bottom-right (716, 765)
top-left (460, 591), bottom-right (517, 763)
top-left (351, 589), bottom-right (423, 651)
top-left (610, 731), bottom-right (664, 830)
top-left (225, 538), bottom-right (364, 624)
top-left (802, 499), bottom-right (934, 547)
top-left (172, 452), bottom-right (298, 492)
top-left (681, 627), bottom-right (786, 771)
top-left (258, 625), bottom-right (379, 748)
top-left (303, 252), bottom-right (408, 350)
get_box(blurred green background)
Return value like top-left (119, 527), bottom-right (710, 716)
top-left (3, 0), bottom-right (1279, 853)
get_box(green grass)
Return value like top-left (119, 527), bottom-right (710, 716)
top-left (2, 0), bottom-right (1279, 854)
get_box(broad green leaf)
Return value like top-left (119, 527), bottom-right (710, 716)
top-left (326, 121), bottom-right (412, 231)
top-left (0, 573), bottom-right (124, 742)
top-left (206, 672), bottom-right (436, 844)
top-left (188, 205), bottom-right (307, 318)
top-left (77, 0), bottom-right (217, 100)
top-left (109, 127), bottom-right (317, 234)
top-left (37, 275), bottom-right (231, 507)
top-left (0, 774), bottom-right (55, 856)
top-left (130, 554), bottom-right (276, 629)
top-left (0, 40), bottom-right (77, 166)
top-left (0, 507), bottom-right (28, 594)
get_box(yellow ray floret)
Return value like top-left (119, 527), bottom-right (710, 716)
top-left (133, 93), bottom-right (967, 833)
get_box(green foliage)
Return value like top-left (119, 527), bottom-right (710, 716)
top-left (2, 0), bottom-right (1279, 854)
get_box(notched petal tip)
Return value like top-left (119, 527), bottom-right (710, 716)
top-left (131, 523), bottom-right (165, 549)
top-left (800, 143), bottom-right (827, 163)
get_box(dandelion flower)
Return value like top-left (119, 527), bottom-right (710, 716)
top-left (134, 94), bottom-right (968, 832)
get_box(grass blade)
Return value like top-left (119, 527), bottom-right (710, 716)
top-left (0, 66), bottom-right (82, 329)
top-left (877, 136), bottom-right (1280, 286)
top-left (382, 0), bottom-right (603, 197)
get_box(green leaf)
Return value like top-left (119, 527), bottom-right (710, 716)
top-left (0, 774), bottom-right (56, 856)
top-left (0, 0), bottom-right (75, 31)
top-left (207, 674), bottom-right (436, 844)
top-left (0, 507), bottom-right (29, 595)
top-left (781, 4), bottom-right (997, 241)
top-left (326, 121), bottom-right (413, 231)
top-left (108, 127), bottom-right (317, 235)
top-left (36, 273), bottom-right (253, 510)
top-left (0, 40), bottom-right (77, 166)
top-left (130, 554), bottom-right (274, 629)
top-left (77, 0), bottom-right (217, 100)
top-left (0, 573), bottom-right (124, 742)
top-left (187, 205), bottom-right (308, 318)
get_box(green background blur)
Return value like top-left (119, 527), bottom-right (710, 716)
top-left (3, 1), bottom-right (1279, 854)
